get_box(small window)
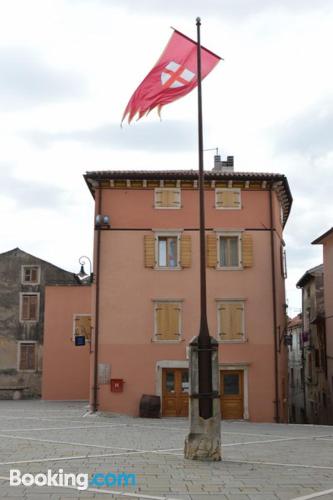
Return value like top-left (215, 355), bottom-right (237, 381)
top-left (158, 236), bottom-right (178, 268)
top-left (22, 266), bottom-right (40, 284)
top-left (154, 301), bottom-right (182, 341)
top-left (217, 301), bottom-right (245, 342)
top-left (73, 315), bottom-right (92, 342)
top-left (18, 342), bottom-right (36, 371)
top-left (154, 188), bottom-right (181, 209)
top-left (280, 247), bottom-right (287, 278)
top-left (215, 188), bottom-right (241, 209)
top-left (20, 293), bottom-right (39, 322)
top-left (219, 235), bottom-right (240, 268)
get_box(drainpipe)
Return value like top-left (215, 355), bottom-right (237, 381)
top-left (269, 187), bottom-right (280, 423)
top-left (92, 184), bottom-right (102, 412)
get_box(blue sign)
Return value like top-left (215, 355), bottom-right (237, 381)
top-left (75, 335), bottom-right (86, 346)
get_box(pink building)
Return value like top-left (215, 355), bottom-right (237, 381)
top-left (84, 164), bottom-right (292, 422)
top-left (313, 227), bottom-right (333, 424)
top-left (42, 284), bottom-right (91, 401)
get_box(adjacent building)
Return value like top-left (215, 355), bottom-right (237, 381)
top-left (287, 313), bottom-right (305, 423)
top-left (84, 160), bottom-right (292, 421)
top-left (296, 264), bottom-right (329, 424)
top-left (0, 248), bottom-right (78, 398)
top-left (313, 227), bottom-right (333, 424)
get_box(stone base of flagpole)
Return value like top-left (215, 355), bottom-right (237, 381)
top-left (184, 337), bottom-right (221, 461)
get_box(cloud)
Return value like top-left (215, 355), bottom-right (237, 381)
top-left (0, 166), bottom-right (74, 210)
top-left (70, 0), bottom-right (333, 18)
top-left (0, 47), bottom-right (84, 110)
top-left (273, 101), bottom-right (333, 157)
top-left (21, 121), bottom-right (197, 152)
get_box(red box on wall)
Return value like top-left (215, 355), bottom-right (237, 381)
top-left (110, 379), bottom-right (124, 393)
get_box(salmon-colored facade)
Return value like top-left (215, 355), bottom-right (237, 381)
top-left (85, 169), bottom-right (292, 422)
top-left (42, 285), bottom-right (91, 400)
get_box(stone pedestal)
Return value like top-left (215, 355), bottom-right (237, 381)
top-left (184, 336), bottom-right (221, 461)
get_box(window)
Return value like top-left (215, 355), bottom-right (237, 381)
top-left (219, 235), bottom-right (240, 267)
top-left (217, 301), bottom-right (245, 342)
top-left (154, 188), bottom-right (181, 209)
top-left (215, 188), bottom-right (241, 209)
top-left (22, 266), bottom-right (40, 284)
top-left (18, 342), bottom-right (36, 371)
top-left (280, 247), bottom-right (287, 278)
top-left (154, 301), bottom-right (182, 341)
top-left (207, 232), bottom-right (253, 269)
top-left (73, 315), bottom-right (92, 342)
top-left (144, 233), bottom-right (191, 269)
top-left (20, 293), bottom-right (39, 322)
top-left (158, 236), bottom-right (178, 268)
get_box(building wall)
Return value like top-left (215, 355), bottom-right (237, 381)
top-left (90, 186), bottom-right (288, 421)
top-left (42, 285), bottom-right (91, 400)
top-left (0, 248), bottom-right (77, 398)
top-left (323, 237), bottom-right (333, 423)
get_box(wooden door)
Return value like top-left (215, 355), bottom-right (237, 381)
top-left (162, 368), bottom-right (189, 417)
top-left (220, 370), bottom-right (244, 419)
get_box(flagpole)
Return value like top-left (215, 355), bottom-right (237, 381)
top-left (196, 17), bottom-right (213, 420)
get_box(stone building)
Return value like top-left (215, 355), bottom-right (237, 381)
top-left (287, 313), bottom-right (305, 423)
top-left (0, 248), bottom-right (78, 398)
top-left (296, 264), bottom-right (329, 424)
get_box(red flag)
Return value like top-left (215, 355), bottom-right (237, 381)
top-left (122, 29), bottom-right (221, 124)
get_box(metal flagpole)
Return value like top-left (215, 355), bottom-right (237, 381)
top-left (196, 17), bottom-right (213, 420)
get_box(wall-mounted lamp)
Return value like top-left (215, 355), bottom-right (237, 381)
top-left (77, 255), bottom-right (93, 284)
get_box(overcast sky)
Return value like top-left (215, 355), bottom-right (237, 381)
top-left (1, 0), bottom-right (333, 315)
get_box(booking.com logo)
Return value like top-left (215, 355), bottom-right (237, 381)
top-left (10, 469), bottom-right (137, 491)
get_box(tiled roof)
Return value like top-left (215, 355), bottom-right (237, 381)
top-left (312, 227), bottom-right (333, 245)
top-left (296, 264), bottom-right (324, 288)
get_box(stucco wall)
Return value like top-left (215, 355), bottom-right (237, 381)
top-left (89, 186), bottom-right (288, 422)
top-left (42, 285), bottom-right (91, 400)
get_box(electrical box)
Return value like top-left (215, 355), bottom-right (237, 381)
top-left (110, 379), bottom-right (124, 393)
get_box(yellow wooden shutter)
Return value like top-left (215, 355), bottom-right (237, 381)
top-left (155, 189), bottom-right (162, 207)
top-left (231, 190), bottom-right (241, 208)
top-left (218, 303), bottom-right (232, 340)
top-left (242, 233), bottom-right (253, 268)
top-left (156, 303), bottom-right (180, 340)
top-left (170, 189), bottom-right (181, 207)
top-left (215, 190), bottom-right (224, 208)
top-left (144, 235), bottom-right (155, 267)
top-left (180, 235), bottom-right (191, 268)
top-left (206, 234), bottom-right (217, 267)
top-left (230, 303), bottom-right (244, 339)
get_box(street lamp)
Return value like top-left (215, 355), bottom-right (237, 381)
top-left (77, 256), bottom-right (93, 283)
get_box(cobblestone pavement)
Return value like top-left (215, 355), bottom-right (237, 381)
top-left (0, 401), bottom-right (332, 499)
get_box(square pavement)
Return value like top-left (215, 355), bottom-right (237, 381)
top-left (0, 400), bottom-right (332, 499)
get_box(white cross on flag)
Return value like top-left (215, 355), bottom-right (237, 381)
top-left (161, 61), bottom-right (195, 88)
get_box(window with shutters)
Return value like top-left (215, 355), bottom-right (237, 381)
top-left (18, 342), bottom-right (37, 371)
top-left (154, 188), bottom-right (181, 209)
top-left (217, 301), bottom-right (245, 342)
top-left (20, 293), bottom-right (39, 322)
top-left (219, 235), bottom-right (240, 267)
top-left (215, 188), bottom-right (241, 210)
top-left (21, 265), bottom-right (40, 284)
top-left (207, 232), bottom-right (253, 270)
top-left (144, 232), bottom-right (191, 269)
top-left (153, 301), bottom-right (182, 342)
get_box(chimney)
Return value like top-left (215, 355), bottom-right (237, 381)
top-left (213, 155), bottom-right (234, 172)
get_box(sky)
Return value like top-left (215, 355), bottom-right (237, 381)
top-left (1, 0), bottom-right (333, 315)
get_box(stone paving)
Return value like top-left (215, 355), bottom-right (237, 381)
top-left (0, 401), bottom-right (332, 499)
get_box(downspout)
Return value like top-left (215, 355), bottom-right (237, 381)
top-left (92, 184), bottom-right (102, 412)
top-left (269, 187), bottom-right (280, 423)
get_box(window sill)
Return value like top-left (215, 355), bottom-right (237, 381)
top-left (152, 338), bottom-right (183, 343)
top-left (217, 339), bottom-right (247, 344)
top-left (154, 266), bottom-right (182, 271)
top-left (216, 266), bottom-right (243, 271)
top-left (215, 207), bottom-right (241, 210)
top-left (19, 320), bottom-right (39, 324)
top-left (154, 206), bottom-right (181, 210)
